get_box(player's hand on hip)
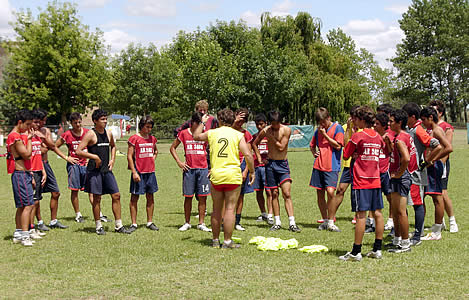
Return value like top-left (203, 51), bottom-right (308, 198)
top-left (95, 157), bottom-right (102, 168)
top-left (249, 172), bottom-right (256, 186)
top-left (67, 156), bottom-right (79, 165)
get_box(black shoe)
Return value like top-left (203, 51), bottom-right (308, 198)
top-left (96, 227), bottom-right (106, 235)
top-left (100, 215), bottom-right (112, 222)
top-left (37, 223), bottom-right (50, 231)
top-left (146, 223), bottom-right (159, 231)
top-left (50, 221), bottom-right (68, 229)
top-left (365, 226), bottom-right (375, 234)
top-left (115, 226), bottom-right (132, 234)
top-left (270, 224), bottom-right (281, 231)
top-left (128, 225), bottom-right (137, 233)
top-left (289, 224), bottom-right (301, 232)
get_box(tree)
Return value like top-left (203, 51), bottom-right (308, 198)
top-left (1, 1), bottom-right (113, 122)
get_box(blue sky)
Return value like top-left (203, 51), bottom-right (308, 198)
top-left (1, 0), bottom-right (411, 67)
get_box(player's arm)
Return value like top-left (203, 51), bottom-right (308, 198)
top-left (108, 131), bottom-right (116, 171)
top-left (127, 142), bottom-right (140, 182)
top-left (55, 135), bottom-right (79, 165)
top-left (319, 127), bottom-right (342, 150)
top-left (153, 141), bottom-right (158, 159)
top-left (193, 115), bottom-right (210, 142)
top-left (277, 126), bottom-right (291, 152)
top-left (342, 140), bottom-right (356, 161)
top-left (42, 127), bottom-right (68, 161)
top-left (391, 140), bottom-right (409, 179)
top-left (76, 131), bottom-right (101, 167)
top-left (41, 163), bottom-right (47, 187)
top-left (239, 138), bottom-right (255, 185)
top-left (252, 127), bottom-right (267, 165)
top-left (169, 138), bottom-right (190, 171)
top-left (14, 132), bottom-right (33, 160)
top-left (432, 127), bottom-right (452, 160)
top-left (440, 128), bottom-right (453, 163)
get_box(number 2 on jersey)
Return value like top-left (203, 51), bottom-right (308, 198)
top-left (217, 138), bottom-right (228, 158)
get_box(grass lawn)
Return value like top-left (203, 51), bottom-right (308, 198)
top-left (0, 129), bottom-right (468, 299)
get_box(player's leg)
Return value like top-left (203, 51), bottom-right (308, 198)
top-left (222, 186), bottom-right (242, 248)
top-left (235, 194), bottom-right (244, 230)
top-left (197, 196), bottom-right (210, 232)
top-left (129, 193), bottom-right (139, 227)
top-left (255, 191), bottom-right (266, 216)
top-left (210, 186), bottom-right (224, 245)
top-left (195, 169), bottom-right (209, 231)
top-left (280, 180), bottom-right (300, 232)
top-left (327, 182), bottom-right (349, 231)
top-left (390, 192), bottom-right (402, 246)
top-left (270, 188), bottom-right (281, 230)
top-left (44, 161), bottom-right (63, 228)
top-left (442, 160), bottom-right (458, 232)
top-left (145, 192), bottom-right (158, 231)
top-left (317, 189), bottom-right (327, 220)
top-left (266, 189), bottom-right (273, 222)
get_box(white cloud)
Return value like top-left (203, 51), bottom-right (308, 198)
top-left (272, 0), bottom-right (294, 17)
top-left (80, 0), bottom-right (112, 9)
top-left (125, 0), bottom-right (177, 17)
top-left (240, 10), bottom-right (260, 27)
top-left (192, 1), bottom-right (219, 13)
top-left (100, 21), bottom-right (179, 34)
top-left (240, 0), bottom-right (296, 27)
top-left (385, 4), bottom-right (409, 15)
top-left (342, 19), bottom-right (387, 35)
top-left (0, 0), bottom-right (15, 39)
top-left (103, 29), bottom-right (137, 54)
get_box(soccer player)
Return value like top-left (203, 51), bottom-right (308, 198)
top-left (386, 109), bottom-right (417, 253)
top-left (173, 99), bottom-right (219, 137)
top-left (338, 106), bottom-right (385, 261)
top-left (429, 100), bottom-right (458, 233)
top-left (76, 109), bottom-right (131, 235)
top-left (193, 109), bottom-right (255, 249)
top-left (308, 108), bottom-right (344, 230)
top-left (251, 113), bottom-right (273, 225)
top-left (420, 107), bottom-right (453, 241)
top-left (232, 108), bottom-right (254, 231)
top-left (7, 110), bottom-right (35, 246)
top-left (127, 115), bottom-right (159, 233)
top-left (170, 112), bottom-right (211, 232)
top-left (253, 111), bottom-right (300, 232)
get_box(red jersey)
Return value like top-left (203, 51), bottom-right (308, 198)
top-left (31, 136), bottom-right (43, 171)
top-left (238, 129), bottom-right (253, 163)
top-left (177, 129), bottom-right (208, 169)
top-left (344, 128), bottom-right (383, 189)
top-left (378, 145), bottom-right (390, 174)
top-left (60, 128), bottom-right (89, 166)
top-left (6, 132), bottom-right (31, 174)
top-left (310, 122), bottom-right (345, 172)
top-left (128, 134), bottom-right (157, 173)
top-left (439, 121), bottom-right (454, 132)
top-left (252, 132), bottom-right (268, 167)
top-left (389, 131), bottom-right (418, 174)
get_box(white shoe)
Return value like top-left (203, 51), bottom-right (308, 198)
top-left (327, 224), bottom-right (341, 232)
top-left (21, 237), bottom-right (34, 246)
top-left (450, 223), bottom-right (458, 233)
top-left (318, 223), bottom-right (328, 231)
top-left (366, 250), bottom-right (382, 259)
top-left (384, 221), bottom-right (394, 231)
top-left (35, 229), bottom-right (46, 236)
top-left (421, 232), bottom-right (442, 241)
top-left (29, 230), bottom-right (42, 240)
top-left (339, 252), bottom-right (362, 261)
top-left (235, 224), bottom-right (246, 231)
top-left (13, 237), bottom-right (22, 244)
top-left (178, 223), bottom-right (191, 231)
top-left (197, 223), bottom-right (212, 232)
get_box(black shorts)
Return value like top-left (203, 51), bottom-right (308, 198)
top-left (42, 161), bottom-right (60, 193)
top-left (390, 170), bottom-right (411, 197)
top-left (85, 170), bottom-right (119, 195)
top-left (441, 159), bottom-right (450, 190)
top-left (32, 171), bottom-right (43, 201)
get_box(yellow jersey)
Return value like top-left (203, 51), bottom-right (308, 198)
top-left (207, 126), bottom-right (244, 185)
top-left (342, 123), bottom-right (362, 168)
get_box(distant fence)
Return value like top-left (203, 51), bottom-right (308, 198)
top-left (247, 124), bottom-right (315, 148)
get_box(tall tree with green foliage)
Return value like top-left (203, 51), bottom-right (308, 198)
top-left (1, 1), bottom-right (113, 122)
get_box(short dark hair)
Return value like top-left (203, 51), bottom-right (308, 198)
top-left (350, 105), bottom-right (360, 117)
top-left (69, 112), bottom-right (82, 122)
top-left (255, 113), bottom-right (267, 124)
top-left (402, 103), bottom-right (421, 119)
top-left (32, 108), bottom-right (48, 120)
top-left (420, 106), bottom-right (438, 123)
top-left (267, 110), bottom-right (282, 123)
top-left (235, 108), bottom-right (249, 122)
top-left (92, 109), bottom-right (107, 121)
top-left (15, 109), bottom-right (33, 125)
top-left (314, 107), bottom-right (329, 123)
top-left (390, 109), bottom-right (408, 130)
top-left (191, 112), bottom-right (202, 125)
top-left (429, 99), bottom-right (445, 115)
top-left (377, 103), bottom-right (394, 115)
top-left (375, 112), bottom-right (389, 129)
top-left (217, 109), bottom-right (235, 126)
top-left (138, 115), bottom-right (154, 130)
top-left (355, 106), bottom-right (375, 127)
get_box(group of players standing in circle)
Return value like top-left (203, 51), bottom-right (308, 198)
top-left (6, 100), bottom-right (459, 256)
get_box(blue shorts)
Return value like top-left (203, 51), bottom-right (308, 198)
top-left (351, 188), bottom-right (383, 212)
top-left (380, 172), bottom-right (391, 196)
top-left (85, 170), bottom-right (119, 195)
top-left (182, 168), bottom-right (209, 197)
top-left (42, 161), bottom-right (60, 193)
top-left (130, 172), bottom-right (159, 195)
top-left (309, 169), bottom-right (338, 190)
top-left (11, 171), bottom-right (35, 208)
top-left (67, 163), bottom-right (87, 191)
top-left (339, 167), bottom-right (352, 184)
top-left (390, 170), bottom-right (411, 197)
top-left (265, 159), bottom-right (292, 189)
top-left (32, 171), bottom-right (43, 201)
top-left (425, 160), bottom-right (443, 195)
top-left (240, 160), bottom-right (254, 195)
top-left (441, 159), bottom-right (450, 190)
top-left (252, 166), bottom-right (266, 191)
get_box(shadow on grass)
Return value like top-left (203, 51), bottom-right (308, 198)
top-left (74, 226), bottom-right (109, 233)
top-left (324, 248), bottom-right (350, 257)
top-left (189, 237), bottom-right (213, 247)
top-left (3, 235), bottom-right (13, 241)
top-left (62, 216), bottom-right (92, 222)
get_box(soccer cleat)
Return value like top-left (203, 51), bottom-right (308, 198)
top-left (270, 224), bottom-right (281, 231)
top-left (365, 226), bottom-right (376, 234)
top-left (389, 245), bottom-right (411, 253)
top-left (197, 223), bottom-right (212, 232)
top-left (351, 217), bottom-right (357, 224)
top-left (96, 227), bottom-right (106, 235)
top-left (29, 231), bottom-right (42, 240)
top-left (115, 226), bottom-right (132, 234)
top-left (128, 224), bottom-right (138, 233)
top-left (37, 223), bottom-right (50, 231)
top-left (318, 223), bottom-right (328, 231)
top-left (339, 252), bottom-right (362, 262)
top-left (75, 216), bottom-right (85, 223)
top-left (366, 250), bottom-right (382, 259)
top-left (100, 215), bottom-right (112, 223)
top-left (235, 224), bottom-right (246, 231)
top-left (450, 223), bottom-right (459, 233)
top-left (147, 223), bottom-right (159, 231)
top-left (410, 239), bottom-right (422, 247)
top-left (178, 223), bottom-right (191, 231)
top-left (49, 221), bottom-right (68, 229)
top-left (267, 217), bottom-right (274, 225)
top-left (21, 237), bottom-right (34, 247)
top-left (256, 215), bottom-right (268, 222)
top-left (212, 239), bottom-right (221, 248)
top-left (327, 224), bottom-right (341, 232)
top-left (289, 224), bottom-right (301, 232)
top-left (221, 240), bottom-right (241, 249)
top-left (421, 232), bottom-right (442, 241)
top-left (35, 229), bottom-right (46, 236)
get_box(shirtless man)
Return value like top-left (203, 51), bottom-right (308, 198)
top-left (253, 111), bottom-right (300, 232)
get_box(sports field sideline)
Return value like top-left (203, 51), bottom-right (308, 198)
top-left (0, 129), bottom-right (468, 298)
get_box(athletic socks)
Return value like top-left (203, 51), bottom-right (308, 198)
top-left (392, 236), bottom-right (402, 246)
top-left (267, 214), bottom-right (273, 219)
top-left (235, 214), bottom-right (241, 225)
top-left (413, 204), bottom-right (424, 239)
top-left (95, 220), bottom-right (103, 230)
top-left (351, 244), bottom-right (362, 256)
top-left (433, 223), bottom-right (443, 233)
top-left (401, 239), bottom-right (411, 248)
top-left (274, 216), bottom-right (281, 226)
top-left (223, 239), bottom-right (232, 245)
top-left (13, 229), bottom-right (21, 239)
top-left (328, 219), bottom-right (334, 226)
top-left (146, 222), bottom-right (152, 227)
top-left (38, 220), bottom-right (44, 225)
top-left (288, 216), bottom-right (296, 226)
top-left (76, 212), bottom-right (82, 218)
top-left (100, 212), bottom-right (104, 218)
top-left (373, 239), bottom-right (382, 252)
top-left (449, 216), bottom-right (456, 225)
top-left (115, 219), bottom-right (123, 229)
top-left (50, 219), bottom-right (57, 226)
top-left (21, 230), bottom-right (29, 240)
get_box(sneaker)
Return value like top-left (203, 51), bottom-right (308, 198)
top-left (221, 240), bottom-right (241, 249)
top-left (410, 239), bottom-right (422, 246)
top-left (29, 231), bottom-right (42, 240)
top-left (179, 223), bottom-right (191, 231)
top-left (421, 232), bottom-right (442, 241)
top-left (318, 223), bottom-right (328, 231)
top-left (289, 224), bottom-right (301, 232)
top-left (35, 229), bottom-right (46, 236)
top-left (338, 252), bottom-right (362, 262)
top-left (21, 237), bottom-right (34, 247)
top-left (384, 221), bottom-right (394, 231)
top-left (351, 217), bottom-right (357, 224)
top-left (450, 223), bottom-right (459, 233)
top-left (365, 226), bottom-right (375, 234)
top-left (327, 224), bottom-right (341, 232)
top-left (128, 224), bottom-right (138, 233)
top-left (96, 227), bottom-right (106, 235)
top-left (37, 223), bottom-right (50, 231)
top-left (389, 245), bottom-right (411, 253)
top-left (100, 215), bottom-right (112, 223)
top-left (235, 224), bottom-right (246, 231)
top-left (366, 250), bottom-right (382, 259)
top-left (270, 224), bottom-right (281, 231)
top-left (197, 223), bottom-right (212, 232)
top-left (212, 239), bottom-right (220, 248)
top-left (267, 217), bottom-right (274, 225)
top-left (13, 237), bottom-right (22, 244)
top-left (75, 216), bottom-right (85, 223)
top-left (115, 226), bottom-right (132, 234)
top-left (147, 223), bottom-right (159, 231)
top-left (387, 227), bottom-right (395, 238)
top-left (256, 215), bottom-right (268, 222)
top-left (49, 221), bottom-right (68, 229)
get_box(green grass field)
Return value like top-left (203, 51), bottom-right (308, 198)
top-left (0, 130), bottom-right (468, 299)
